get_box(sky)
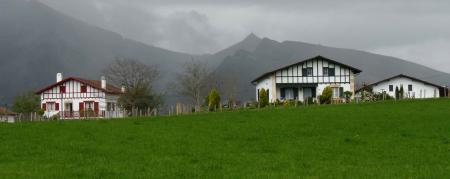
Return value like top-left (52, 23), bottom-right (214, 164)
top-left (39, 0), bottom-right (450, 73)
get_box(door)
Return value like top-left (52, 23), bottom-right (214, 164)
top-left (64, 103), bottom-right (73, 118)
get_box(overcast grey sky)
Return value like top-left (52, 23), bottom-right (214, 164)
top-left (39, 0), bottom-right (450, 72)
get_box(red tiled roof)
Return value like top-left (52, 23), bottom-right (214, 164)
top-left (35, 77), bottom-right (123, 95)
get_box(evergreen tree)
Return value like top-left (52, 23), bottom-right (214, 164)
top-left (208, 89), bottom-right (221, 111)
top-left (258, 88), bottom-right (269, 108)
top-left (399, 85), bottom-right (404, 99)
top-left (320, 86), bottom-right (333, 104)
top-left (395, 86), bottom-right (399, 99)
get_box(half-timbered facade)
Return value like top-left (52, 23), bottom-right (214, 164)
top-left (36, 73), bottom-right (124, 119)
top-left (252, 56), bottom-right (362, 102)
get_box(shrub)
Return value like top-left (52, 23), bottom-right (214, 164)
top-left (208, 89), bottom-right (221, 111)
top-left (344, 91), bottom-right (353, 103)
top-left (258, 88), bottom-right (269, 108)
top-left (395, 86), bottom-right (400, 99)
top-left (320, 86), bottom-right (332, 104)
top-left (399, 85), bottom-right (404, 99)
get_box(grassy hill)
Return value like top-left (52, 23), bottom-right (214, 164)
top-left (1, 99), bottom-right (450, 178)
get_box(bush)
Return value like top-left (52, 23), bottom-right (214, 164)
top-left (258, 88), bottom-right (269, 108)
top-left (208, 89), bottom-right (221, 111)
top-left (320, 86), bottom-right (332, 104)
top-left (395, 86), bottom-right (400, 99)
top-left (344, 91), bottom-right (353, 103)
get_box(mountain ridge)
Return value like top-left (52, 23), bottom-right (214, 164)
top-left (0, 0), bottom-right (449, 105)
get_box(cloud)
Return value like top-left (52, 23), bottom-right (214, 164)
top-left (371, 39), bottom-right (450, 73)
top-left (38, 0), bottom-right (450, 72)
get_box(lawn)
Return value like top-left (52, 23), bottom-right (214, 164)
top-left (1, 99), bottom-right (450, 178)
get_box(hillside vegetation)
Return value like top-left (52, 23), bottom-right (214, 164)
top-left (1, 99), bottom-right (450, 178)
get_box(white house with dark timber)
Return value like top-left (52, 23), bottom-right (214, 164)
top-left (35, 73), bottom-right (125, 119)
top-left (252, 56), bottom-right (362, 102)
top-left (356, 74), bottom-right (445, 99)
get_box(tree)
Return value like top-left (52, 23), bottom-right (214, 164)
top-left (399, 85), bottom-right (404, 99)
top-left (174, 60), bottom-right (211, 112)
top-left (344, 91), bottom-right (353, 103)
top-left (258, 88), bottom-right (269, 108)
top-left (103, 57), bottom-right (162, 114)
top-left (320, 86), bottom-right (333, 104)
top-left (12, 91), bottom-right (40, 119)
top-left (208, 89), bottom-right (221, 111)
top-left (218, 75), bottom-right (238, 109)
top-left (395, 86), bottom-right (399, 99)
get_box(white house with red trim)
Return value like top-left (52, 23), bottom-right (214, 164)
top-left (36, 73), bottom-right (125, 119)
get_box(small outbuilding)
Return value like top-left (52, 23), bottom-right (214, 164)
top-left (0, 107), bottom-right (17, 123)
top-left (356, 74), bottom-right (445, 99)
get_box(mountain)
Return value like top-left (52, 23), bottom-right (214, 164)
top-left (215, 38), bottom-right (450, 101)
top-left (1, 0), bottom-right (449, 105)
top-left (0, 0), bottom-right (263, 105)
top-left (0, 0), bottom-right (205, 104)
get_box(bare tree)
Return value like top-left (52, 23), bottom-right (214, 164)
top-left (103, 57), bottom-right (159, 89)
top-left (174, 60), bottom-right (211, 112)
top-left (103, 57), bottom-right (162, 113)
top-left (219, 75), bottom-right (238, 108)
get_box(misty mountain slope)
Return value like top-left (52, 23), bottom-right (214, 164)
top-left (203, 33), bottom-right (262, 68)
top-left (0, 0), bottom-right (202, 103)
top-left (215, 38), bottom-right (450, 101)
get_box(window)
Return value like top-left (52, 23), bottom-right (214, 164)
top-left (331, 87), bottom-right (344, 98)
top-left (46, 102), bottom-right (56, 111)
top-left (389, 85), bottom-right (394, 92)
top-left (328, 68), bottom-right (335, 76)
top-left (60, 86), bottom-right (66, 93)
top-left (332, 87), bottom-right (340, 98)
top-left (81, 85), bottom-right (87, 93)
top-left (107, 102), bottom-right (116, 111)
top-left (85, 101), bottom-right (94, 110)
top-left (323, 67), bottom-right (329, 76)
top-left (322, 67), bottom-right (335, 77)
top-left (408, 85), bottom-right (413, 91)
top-left (302, 67), bottom-right (313, 77)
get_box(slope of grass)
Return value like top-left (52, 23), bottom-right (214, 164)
top-left (1, 99), bottom-right (450, 178)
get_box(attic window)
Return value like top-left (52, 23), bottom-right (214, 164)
top-left (81, 85), bottom-right (87, 93)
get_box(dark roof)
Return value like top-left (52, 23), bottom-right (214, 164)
top-left (35, 77), bottom-right (123, 95)
top-left (251, 55), bottom-right (362, 84)
top-left (355, 74), bottom-right (445, 93)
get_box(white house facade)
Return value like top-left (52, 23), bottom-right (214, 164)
top-left (252, 56), bottom-right (362, 102)
top-left (36, 73), bottom-right (124, 119)
top-left (356, 74), bottom-right (444, 99)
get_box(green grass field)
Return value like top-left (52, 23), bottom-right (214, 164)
top-left (1, 99), bottom-right (450, 178)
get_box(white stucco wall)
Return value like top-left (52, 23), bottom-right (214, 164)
top-left (372, 76), bottom-right (440, 98)
top-left (255, 76), bottom-right (274, 102)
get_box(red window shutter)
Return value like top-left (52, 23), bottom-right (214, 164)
top-left (81, 85), bottom-right (87, 93)
top-left (60, 86), bottom-right (66, 93)
top-left (55, 103), bottom-right (59, 111)
top-left (79, 102), bottom-right (84, 110)
top-left (94, 102), bottom-right (99, 112)
top-left (42, 103), bottom-right (46, 110)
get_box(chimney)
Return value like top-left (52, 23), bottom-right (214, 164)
top-left (56, 73), bottom-right (63, 83)
top-left (121, 86), bottom-right (126, 93)
top-left (101, 76), bottom-right (106, 89)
